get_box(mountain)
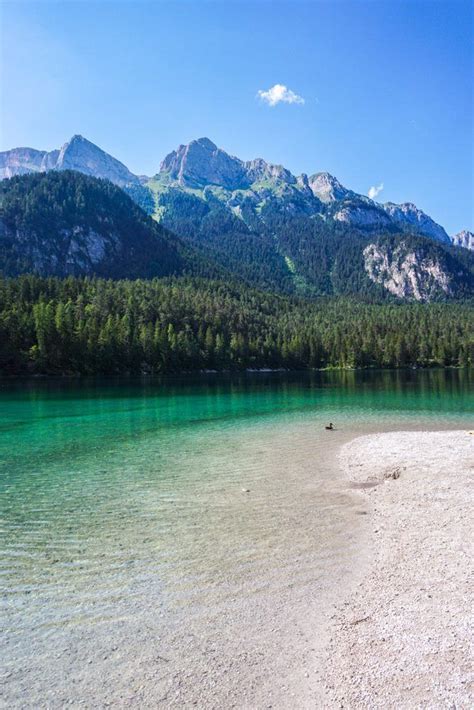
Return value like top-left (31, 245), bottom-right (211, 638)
top-left (381, 202), bottom-right (450, 243)
top-left (0, 135), bottom-right (140, 187)
top-left (451, 230), bottom-right (474, 251)
top-left (308, 172), bottom-right (352, 202)
top-left (1, 135), bottom-right (472, 301)
top-left (147, 138), bottom-right (472, 301)
top-left (53, 135), bottom-right (141, 187)
top-left (0, 171), bottom-right (192, 279)
top-left (0, 147), bottom-right (60, 178)
top-left (363, 236), bottom-right (473, 302)
top-left (160, 137), bottom-right (249, 189)
top-left (0, 134), bottom-right (453, 242)
top-left (153, 137), bottom-right (451, 240)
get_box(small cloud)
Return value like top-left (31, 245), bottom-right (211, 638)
top-left (257, 83), bottom-right (305, 107)
top-left (368, 182), bottom-right (384, 200)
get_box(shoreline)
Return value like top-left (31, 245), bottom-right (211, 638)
top-left (0, 365), bottom-right (470, 379)
top-left (322, 430), bottom-right (473, 708)
top-left (2, 416), bottom-right (473, 707)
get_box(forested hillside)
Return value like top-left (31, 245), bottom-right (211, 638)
top-left (141, 137), bottom-right (473, 301)
top-left (0, 168), bottom-right (472, 376)
top-left (1, 170), bottom-right (473, 301)
top-left (1, 275), bottom-right (472, 375)
top-left (0, 171), bottom-right (203, 279)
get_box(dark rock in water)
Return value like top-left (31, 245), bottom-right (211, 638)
top-left (384, 467), bottom-right (401, 480)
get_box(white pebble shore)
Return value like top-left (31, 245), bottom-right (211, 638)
top-left (322, 430), bottom-right (474, 709)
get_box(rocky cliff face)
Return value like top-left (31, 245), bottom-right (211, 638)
top-left (0, 135), bottom-right (139, 187)
top-left (451, 230), bottom-right (474, 251)
top-left (308, 172), bottom-right (351, 202)
top-left (333, 203), bottom-right (392, 228)
top-left (0, 217), bottom-right (111, 275)
top-left (363, 242), bottom-right (453, 301)
top-left (0, 147), bottom-right (59, 178)
top-left (381, 202), bottom-right (450, 244)
top-left (54, 135), bottom-right (140, 186)
top-left (155, 138), bottom-right (454, 244)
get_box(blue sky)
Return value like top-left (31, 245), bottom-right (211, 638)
top-left (1, 0), bottom-right (472, 233)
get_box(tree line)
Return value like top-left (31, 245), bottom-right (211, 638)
top-left (0, 275), bottom-right (472, 375)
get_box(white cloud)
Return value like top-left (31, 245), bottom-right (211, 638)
top-left (257, 84), bottom-right (305, 107)
top-left (368, 182), bottom-right (384, 200)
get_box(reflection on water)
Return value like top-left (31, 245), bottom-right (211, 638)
top-left (0, 370), bottom-right (472, 707)
top-left (1, 369), bottom-right (471, 454)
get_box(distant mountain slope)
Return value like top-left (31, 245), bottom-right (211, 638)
top-left (1, 133), bottom-right (455, 243)
top-left (1, 136), bottom-right (472, 301)
top-left (0, 171), bottom-right (191, 279)
top-left (451, 230), bottom-right (474, 251)
top-left (0, 135), bottom-right (141, 188)
top-left (153, 137), bottom-right (451, 243)
top-left (381, 202), bottom-right (450, 243)
top-left (147, 139), bottom-right (472, 301)
top-left (0, 147), bottom-right (60, 178)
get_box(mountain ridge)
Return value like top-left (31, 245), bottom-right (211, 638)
top-left (0, 168), bottom-right (472, 302)
top-left (0, 135), bottom-right (140, 187)
top-left (1, 137), bottom-right (473, 302)
top-left (2, 134), bottom-right (469, 246)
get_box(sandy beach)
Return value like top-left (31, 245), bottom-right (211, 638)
top-left (323, 430), bottom-right (473, 709)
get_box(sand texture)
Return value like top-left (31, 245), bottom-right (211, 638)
top-left (323, 431), bottom-right (473, 709)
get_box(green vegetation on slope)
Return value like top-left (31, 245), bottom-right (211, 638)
top-left (2, 171), bottom-right (473, 301)
top-left (1, 275), bottom-right (472, 375)
top-left (0, 171), bottom-right (189, 279)
top-left (146, 181), bottom-right (296, 293)
top-left (146, 179), bottom-right (474, 300)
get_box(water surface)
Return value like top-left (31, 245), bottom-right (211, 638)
top-left (1, 370), bottom-right (472, 707)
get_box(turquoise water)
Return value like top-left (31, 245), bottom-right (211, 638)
top-left (1, 370), bottom-right (472, 707)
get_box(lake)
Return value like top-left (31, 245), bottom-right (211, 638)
top-left (1, 370), bottom-right (472, 707)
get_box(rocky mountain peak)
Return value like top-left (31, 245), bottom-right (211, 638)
top-left (308, 172), bottom-right (350, 202)
top-left (56, 135), bottom-right (92, 164)
top-left (160, 138), bottom-right (302, 190)
top-left (160, 137), bottom-right (247, 190)
top-left (244, 158), bottom-right (296, 185)
top-left (193, 137), bottom-right (218, 151)
top-left (55, 135), bottom-right (139, 186)
top-left (0, 134), bottom-right (139, 186)
top-left (381, 202), bottom-right (450, 244)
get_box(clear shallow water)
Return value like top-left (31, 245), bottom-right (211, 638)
top-left (1, 370), bottom-right (472, 707)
